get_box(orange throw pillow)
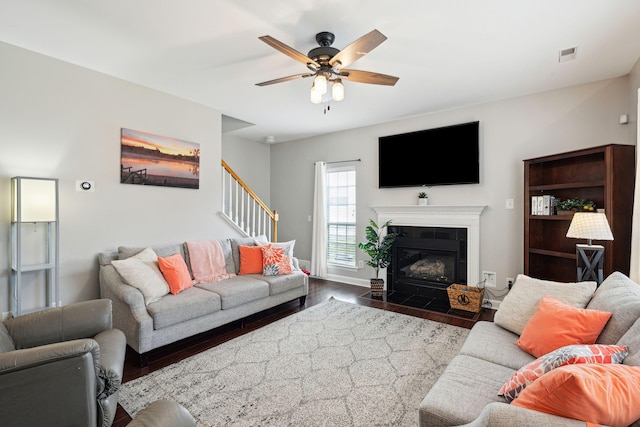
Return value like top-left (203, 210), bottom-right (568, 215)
top-left (261, 244), bottom-right (293, 276)
top-left (238, 244), bottom-right (264, 274)
top-left (158, 253), bottom-right (193, 295)
top-left (516, 296), bottom-right (611, 358)
top-left (512, 364), bottom-right (640, 427)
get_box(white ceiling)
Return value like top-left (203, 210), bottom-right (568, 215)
top-left (2, 0), bottom-right (640, 143)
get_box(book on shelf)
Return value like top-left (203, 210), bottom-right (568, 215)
top-left (543, 195), bottom-right (555, 215)
top-left (531, 195), bottom-right (555, 215)
top-left (537, 196), bottom-right (544, 215)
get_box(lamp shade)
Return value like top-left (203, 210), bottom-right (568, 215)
top-left (12, 177), bottom-right (58, 222)
top-left (566, 212), bottom-right (613, 242)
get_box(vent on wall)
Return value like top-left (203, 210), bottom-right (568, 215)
top-left (559, 46), bottom-right (577, 62)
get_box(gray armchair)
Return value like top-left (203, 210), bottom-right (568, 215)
top-left (0, 299), bottom-right (126, 427)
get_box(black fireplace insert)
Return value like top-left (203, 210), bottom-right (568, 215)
top-left (387, 226), bottom-right (467, 298)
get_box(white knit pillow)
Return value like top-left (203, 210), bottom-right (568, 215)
top-left (112, 247), bottom-right (169, 305)
top-left (494, 274), bottom-right (596, 335)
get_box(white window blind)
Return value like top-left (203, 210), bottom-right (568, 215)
top-left (326, 166), bottom-right (356, 267)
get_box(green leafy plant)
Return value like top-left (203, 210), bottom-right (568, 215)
top-left (418, 192), bottom-right (428, 198)
top-left (358, 219), bottom-right (398, 279)
top-left (555, 198), bottom-right (596, 211)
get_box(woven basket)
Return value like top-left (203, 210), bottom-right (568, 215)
top-left (447, 284), bottom-right (484, 313)
top-left (370, 278), bottom-right (385, 296)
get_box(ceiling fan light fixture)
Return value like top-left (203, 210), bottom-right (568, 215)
top-left (310, 86), bottom-right (323, 104)
top-left (313, 74), bottom-right (327, 95)
top-left (332, 79), bottom-right (344, 101)
top-left (257, 30), bottom-right (398, 108)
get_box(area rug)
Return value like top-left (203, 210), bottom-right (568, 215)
top-left (118, 297), bottom-right (469, 426)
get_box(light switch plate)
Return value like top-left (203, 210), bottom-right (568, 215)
top-left (505, 198), bottom-right (514, 209)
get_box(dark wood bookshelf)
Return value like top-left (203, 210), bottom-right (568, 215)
top-left (524, 144), bottom-right (635, 282)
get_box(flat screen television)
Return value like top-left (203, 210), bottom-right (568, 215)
top-left (378, 121), bottom-right (480, 188)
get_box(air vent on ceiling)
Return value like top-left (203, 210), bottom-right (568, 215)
top-left (559, 46), bottom-right (577, 62)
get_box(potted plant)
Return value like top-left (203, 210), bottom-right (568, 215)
top-left (358, 219), bottom-right (398, 295)
top-left (555, 198), bottom-right (596, 214)
top-left (418, 192), bottom-right (429, 206)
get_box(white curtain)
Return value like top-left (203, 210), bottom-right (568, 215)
top-left (311, 161), bottom-right (327, 277)
top-left (630, 88), bottom-right (640, 282)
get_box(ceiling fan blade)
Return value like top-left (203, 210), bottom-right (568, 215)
top-left (329, 29), bottom-right (387, 70)
top-left (259, 35), bottom-right (320, 69)
top-left (339, 69), bottom-right (399, 86)
top-left (255, 73), bottom-right (314, 87)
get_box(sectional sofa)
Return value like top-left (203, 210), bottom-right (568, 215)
top-left (99, 236), bottom-right (308, 366)
top-left (419, 271), bottom-right (640, 426)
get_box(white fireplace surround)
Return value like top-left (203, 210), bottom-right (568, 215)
top-left (372, 205), bottom-right (487, 288)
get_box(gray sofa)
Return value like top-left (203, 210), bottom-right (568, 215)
top-left (99, 237), bottom-right (308, 366)
top-left (419, 271), bottom-right (640, 427)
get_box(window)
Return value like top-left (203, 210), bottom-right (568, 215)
top-left (326, 166), bottom-right (356, 267)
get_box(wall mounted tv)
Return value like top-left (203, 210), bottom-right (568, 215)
top-left (378, 121), bottom-right (480, 188)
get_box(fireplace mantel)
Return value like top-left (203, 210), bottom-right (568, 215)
top-left (371, 205), bottom-right (487, 287)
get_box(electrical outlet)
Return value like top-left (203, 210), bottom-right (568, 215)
top-left (358, 260), bottom-right (364, 269)
top-left (298, 259), bottom-right (310, 270)
top-left (507, 277), bottom-right (514, 289)
top-left (482, 271), bottom-right (497, 288)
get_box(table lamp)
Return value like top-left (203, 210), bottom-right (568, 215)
top-left (566, 212), bottom-right (613, 284)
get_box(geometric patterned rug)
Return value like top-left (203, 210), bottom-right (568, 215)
top-left (118, 297), bottom-right (469, 426)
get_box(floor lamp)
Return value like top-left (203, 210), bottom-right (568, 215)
top-left (566, 212), bottom-right (613, 284)
top-left (11, 176), bottom-right (59, 316)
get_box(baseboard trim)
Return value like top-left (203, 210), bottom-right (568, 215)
top-left (325, 274), bottom-right (370, 288)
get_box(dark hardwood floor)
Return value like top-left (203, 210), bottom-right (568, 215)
top-left (113, 278), bottom-right (495, 426)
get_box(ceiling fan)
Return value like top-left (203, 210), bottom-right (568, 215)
top-left (256, 29), bottom-right (399, 104)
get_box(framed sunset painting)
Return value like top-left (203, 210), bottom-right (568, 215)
top-left (120, 128), bottom-right (200, 189)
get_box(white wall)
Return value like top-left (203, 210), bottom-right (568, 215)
top-left (0, 42), bottom-right (238, 314)
top-left (270, 76), bottom-right (634, 297)
top-left (221, 134), bottom-right (271, 206)
top-left (627, 57), bottom-right (640, 281)
top-left (628, 57), bottom-right (640, 144)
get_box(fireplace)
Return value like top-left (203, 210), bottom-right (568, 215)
top-left (368, 205), bottom-right (486, 313)
top-left (372, 204), bottom-right (485, 288)
top-left (388, 226), bottom-right (467, 297)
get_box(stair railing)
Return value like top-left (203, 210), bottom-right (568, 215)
top-left (221, 160), bottom-right (278, 241)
